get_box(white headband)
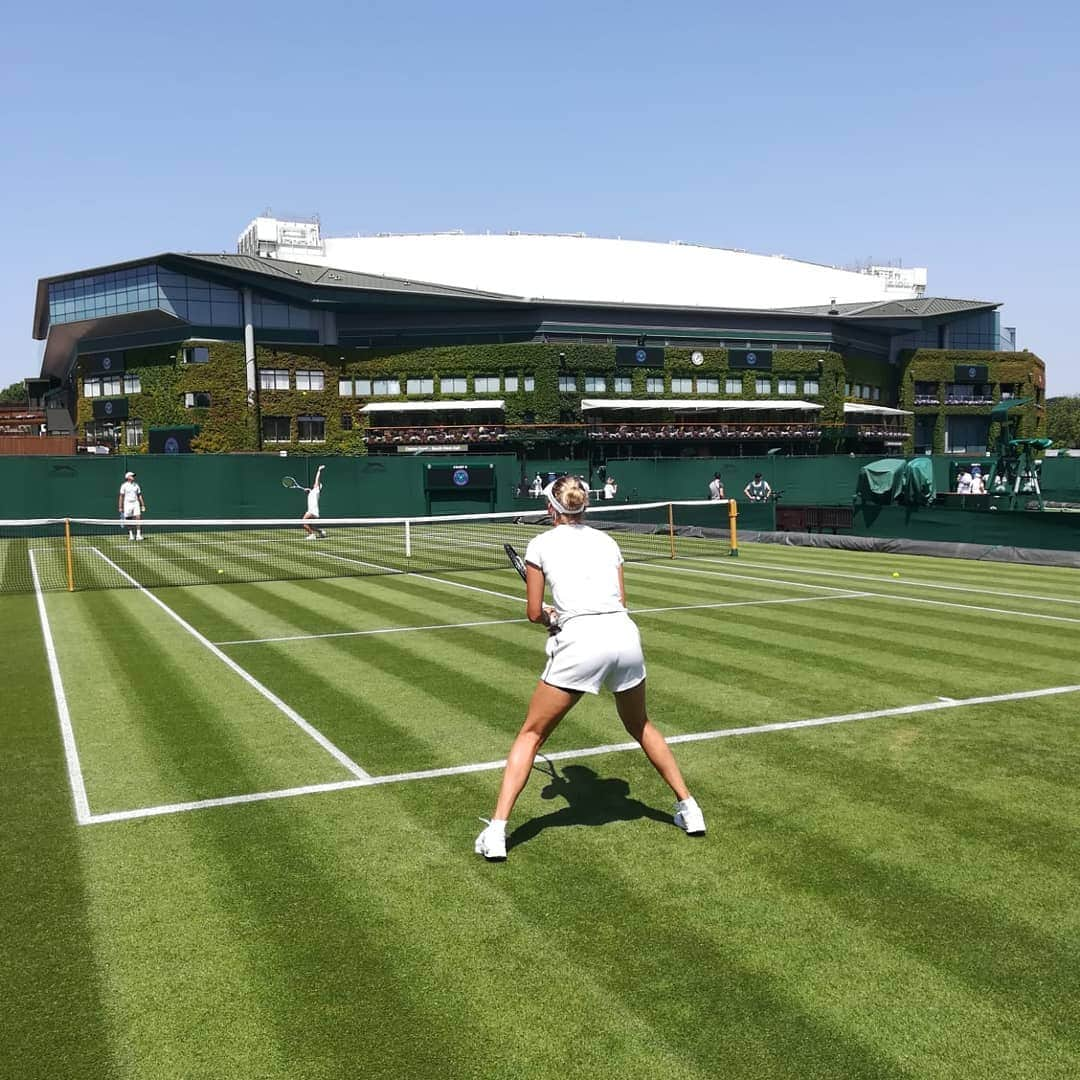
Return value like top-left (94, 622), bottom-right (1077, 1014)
top-left (542, 478), bottom-right (588, 516)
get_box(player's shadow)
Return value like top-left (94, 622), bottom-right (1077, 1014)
top-left (507, 762), bottom-right (672, 851)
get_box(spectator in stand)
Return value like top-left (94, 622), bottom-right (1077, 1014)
top-left (956, 467), bottom-right (973, 495)
top-left (530, 473), bottom-right (544, 498)
top-left (603, 475), bottom-right (618, 501)
top-left (708, 472), bottom-right (724, 500)
top-left (743, 473), bottom-right (772, 502)
top-left (970, 466), bottom-right (986, 495)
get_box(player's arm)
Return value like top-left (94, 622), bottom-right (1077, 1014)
top-left (525, 563), bottom-right (556, 627)
top-left (617, 564), bottom-right (628, 608)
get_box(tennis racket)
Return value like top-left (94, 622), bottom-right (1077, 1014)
top-left (282, 476), bottom-right (304, 490)
top-left (504, 543), bottom-right (560, 635)
top-left (503, 542), bottom-right (527, 582)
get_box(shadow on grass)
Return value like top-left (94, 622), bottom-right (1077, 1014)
top-left (508, 761), bottom-right (672, 850)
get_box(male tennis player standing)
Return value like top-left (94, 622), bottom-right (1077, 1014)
top-left (302, 464), bottom-right (328, 539)
top-left (117, 470), bottom-right (145, 540)
top-left (475, 475), bottom-right (705, 861)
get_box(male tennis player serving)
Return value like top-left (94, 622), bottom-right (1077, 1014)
top-left (302, 464), bottom-right (328, 540)
top-left (475, 475), bottom-right (705, 861)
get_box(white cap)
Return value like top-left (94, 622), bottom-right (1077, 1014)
top-left (124, 471), bottom-right (135, 479)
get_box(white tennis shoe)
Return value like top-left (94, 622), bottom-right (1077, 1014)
top-left (304, 533), bottom-right (317, 540)
top-left (674, 797), bottom-right (706, 836)
top-left (474, 819), bottom-right (507, 861)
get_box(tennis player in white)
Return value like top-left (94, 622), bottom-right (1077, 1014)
top-left (302, 464), bottom-right (328, 539)
top-left (117, 470), bottom-right (145, 540)
top-left (475, 475), bottom-right (705, 861)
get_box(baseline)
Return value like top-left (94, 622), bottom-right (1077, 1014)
top-left (90, 547), bottom-right (370, 781)
top-left (81, 681), bottom-right (1080, 826)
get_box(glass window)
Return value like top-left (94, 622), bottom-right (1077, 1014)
top-left (504, 375), bottom-right (519, 392)
top-left (475, 375), bottom-right (500, 393)
top-left (670, 377), bottom-right (692, 393)
top-left (523, 375), bottom-right (535, 392)
top-left (803, 378), bottom-right (819, 395)
top-left (777, 378), bottom-right (797, 395)
top-left (356, 379), bottom-right (372, 396)
top-left (441, 376), bottom-right (466, 394)
top-left (725, 377), bottom-right (742, 394)
top-left (84, 379), bottom-right (100, 398)
top-left (558, 375), bottom-right (577, 392)
top-left (259, 368), bottom-right (290, 391)
top-left (372, 378), bottom-right (400, 396)
top-left (341, 413), bottom-right (353, 431)
top-left (182, 346), bottom-right (210, 365)
top-left (124, 419), bottom-right (143, 448)
top-left (407, 378), bottom-right (434, 395)
top-left (646, 377), bottom-right (664, 394)
top-left (262, 415), bottom-right (291, 443)
top-left (295, 370), bottom-right (324, 391)
top-left (696, 377), bottom-right (719, 394)
top-left (297, 415), bottom-right (326, 442)
top-left (584, 375), bottom-right (606, 392)
top-left (755, 377), bottom-right (771, 394)
top-left (123, 374), bottom-right (141, 394)
top-left (338, 378), bottom-right (353, 397)
top-left (872, 386), bottom-right (881, 401)
top-left (614, 376), bottom-right (632, 393)
top-left (184, 392), bottom-right (211, 408)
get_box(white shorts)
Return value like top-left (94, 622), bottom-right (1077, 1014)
top-left (541, 611), bottom-right (646, 695)
top-left (122, 505), bottom-right (141, 519)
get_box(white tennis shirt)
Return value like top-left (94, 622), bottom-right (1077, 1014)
top-left (307, 485), bottom-right (321, 514)
top-left (524, 524), bottom-right (626, 622)
top-left (119, 480), bottom-right (142, 509)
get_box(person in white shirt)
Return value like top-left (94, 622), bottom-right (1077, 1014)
top-left (602, 475), bottom-right (618, 500)
top-left (530, 473), bottom-right (544, 498)
top-left (475, 475), bottom-right (705, 861)
top-left (117, 470), bottom-right (145, 540)
top-left (708, 473), bottom-right (724, 500)
top-left (302, 464), bottom-right (328, 539)
top-left (970, 466), bottom-right (986, 495)
top-left (743, 473), bottom-right (772, 502)
top-left (956, 468), bottom-right (973, 495)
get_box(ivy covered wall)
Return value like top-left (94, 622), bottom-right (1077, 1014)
top-left (898, 349), bottom-right (1046, 453)
top-left (76, 340), bottom-right (1043, 455)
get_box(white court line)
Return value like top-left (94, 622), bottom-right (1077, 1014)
top-left (311, 548), bottom-right (526, 604)
top-left (647, 560), bottom-right (1080, 627)
top-left (82, 680), bottom-right (1080, 825)
top-left (216, 592), bottom-right (870, 647)
top-left (29, 551), bottom-right (92, 825)
top-left (682, 554), bottom-right (1080, 607)
top-left (90, 547), bottom-right (370, 781)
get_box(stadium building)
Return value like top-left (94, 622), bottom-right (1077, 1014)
top-left (32, 216), bottom-right (1045, 458)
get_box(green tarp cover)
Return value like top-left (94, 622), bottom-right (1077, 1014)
top-left (858, 458), bottom-right (935, 506)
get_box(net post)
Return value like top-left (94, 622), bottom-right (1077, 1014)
top-left (404, 520), bottom-right (412, 559)
top-left (728, 498), bottom-right (739, 557)
top-left (667, 503), bottom-right (676, 559)
top-left (64, 518), bottom-right (75, 590)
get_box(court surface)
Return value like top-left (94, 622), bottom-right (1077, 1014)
top-left (4, 538), bottom-right (1079, 1079)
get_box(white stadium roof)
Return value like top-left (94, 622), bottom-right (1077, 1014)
top-left (238, 219), bottom-right (928, 310)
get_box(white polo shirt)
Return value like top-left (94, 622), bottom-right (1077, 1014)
top-left (307, 485), bottom-right (321, 515)
top-left (524, 524), bottom-right (625, 622)
top-left (119, 480), bottom-right (142, 511)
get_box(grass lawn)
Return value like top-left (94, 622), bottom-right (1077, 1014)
top-left (2, 537), bottom-right (1078, 1079)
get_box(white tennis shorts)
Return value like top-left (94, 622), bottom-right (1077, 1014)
top-left (541, 611), bottom-right (646, 695)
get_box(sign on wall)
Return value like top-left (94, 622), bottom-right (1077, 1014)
top-left (614, 346), bottom-right (665, 368)
top-left (728, 348), bottom-right (773, 371)
top-left (953, 364), bottom-right (989, 383)
top-left (92, 398), bottom-right (129, 420)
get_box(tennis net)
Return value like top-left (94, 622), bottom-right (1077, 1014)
top-left (1, 499), bottom-right (737, 594)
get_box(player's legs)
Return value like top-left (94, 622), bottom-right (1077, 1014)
top-left (613, 680), bottom-right (690, 801)
top-left (302, 510), bottom-right (318, 537)
top-left (493, 681), bottom-right (581, 821)
top-left (131, 510), bottom-right (143, 540)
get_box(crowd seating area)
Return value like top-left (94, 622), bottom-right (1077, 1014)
top-left (364, 421), bottom-right (908, 446)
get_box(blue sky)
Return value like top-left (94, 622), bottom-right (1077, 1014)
top-left (2, 0), bottom-right (1078, 394)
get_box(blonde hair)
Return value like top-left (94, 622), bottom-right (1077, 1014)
top-left (549, 475), bottom-right (589, 517)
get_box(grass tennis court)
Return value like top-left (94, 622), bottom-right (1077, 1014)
top-left (3, 532), bottom-right (1079, 1079)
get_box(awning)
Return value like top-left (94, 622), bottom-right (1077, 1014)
top-left (843, 403), bottom-right (912, 416)
top-left (580, 398), bottom-right (822, 412)
top-left (359, 399), bottom-right (505, 414)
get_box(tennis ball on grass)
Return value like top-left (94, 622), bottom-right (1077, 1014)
top-left (218, 569), bottom-right (225, 575)
top-left (891, 572), bottom-right (901, 578)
